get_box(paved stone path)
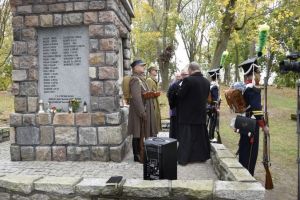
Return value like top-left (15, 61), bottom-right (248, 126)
top-left (0, 132), bottom-right (217, 180)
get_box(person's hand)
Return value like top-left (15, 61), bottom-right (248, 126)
top-left (234, 128), bottom-right (239, 133)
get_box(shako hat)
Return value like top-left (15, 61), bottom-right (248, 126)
top-left (208, 66), bottom-right (222, 78)
top-left (238, 57), bottom-right (260, 75)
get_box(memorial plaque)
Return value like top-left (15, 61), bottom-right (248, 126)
top-left (38, 27), bottom-right (90, 111)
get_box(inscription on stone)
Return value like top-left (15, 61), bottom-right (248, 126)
top-left (38, 27), bottom-right (90, 111)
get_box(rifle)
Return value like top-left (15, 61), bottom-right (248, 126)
top-left (139, 118), bottom-right (145, 164)
top-left (216, 100), bottom-right (222, 144)
top-left (263, 76), bottom-right (274, 190)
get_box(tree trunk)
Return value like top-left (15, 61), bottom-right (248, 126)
top-left (234, 43), bottom-right (240, 82)
top-left (266, 51), bottom-right (274, 83)
top-left (249, 40), bottom-right (256, 57)
top-left (211, 0), bottom-right (236, 69)
top-left (160, 62), bottom-right (169, 91)
top-left (223, 65), bottom-right (231, 85)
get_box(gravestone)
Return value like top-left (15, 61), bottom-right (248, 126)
top-left (9, 0), bottom-right (134, 161)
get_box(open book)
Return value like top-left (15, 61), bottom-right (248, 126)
top-left (105, 176), bottom-right (126, 188)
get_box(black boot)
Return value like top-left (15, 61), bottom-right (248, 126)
top-left (132, 138), bottom-right (140, 162)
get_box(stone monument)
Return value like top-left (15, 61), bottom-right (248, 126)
top-left (9, 0), bottom-right (134, 161)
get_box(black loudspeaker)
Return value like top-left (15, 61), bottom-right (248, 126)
top-left (143, 137), bottom-right (177, 180)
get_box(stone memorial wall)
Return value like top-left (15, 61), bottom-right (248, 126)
top-left (9, 0), bottom-right (134, 161)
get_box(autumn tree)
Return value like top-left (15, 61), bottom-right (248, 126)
top-left (0, 0), bottom-right (12, 90)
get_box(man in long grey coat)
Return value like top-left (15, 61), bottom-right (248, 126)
top-left (127, 60), bottom-right (157, 162)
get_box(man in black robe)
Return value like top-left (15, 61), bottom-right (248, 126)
top-left (177, 62), bottom-right (211, 165)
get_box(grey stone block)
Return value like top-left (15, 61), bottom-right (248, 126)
top-left (17, 5), bottom-right (32, 14)
top-left (19, 82), bottom-right (38, 96)
top-left (74, 2), bottom-right (88, 10)
top-left (11, 83), bottom-right (19, 95)
top-left (12, 16), bottom-right (23, 29)
top-left (19, 56), bottom-right (37, 69)
top-left (172, 180), bottom-right (213, 199)
top-left (104, 80), bottom-right (118, 96)
top-left (91, 146), bottom-right (109, 161)
top-left (98, 125), bottom-right (123, 145)
top-left (13, 41), bottom-right (27, 55)
top-left (21, 146), bottom-right (34, 161)
top-left (52, 146), bottom-right (66, 161)
top-left (84, 12), bottom-right (97, 25)
top-left (104, 24), bottom-right (119, 37)
top-left (89, 25), bottom-right (104, 38)
top-left (67, 146), bottom-right (90, 161)
top-left (226, 168), bottom-right (257, 182)
top-left (28, 40), bottom-right (38, 56)
top-left (214, 181), bottom-right (265, 200)
top-left (53, 14), bottom-right (62, 26)
top-left (40, 14), bottom-right (53, 27)
top-left (37, 113), bottom-right (51, 125)
top-left (215, 149), bottom-right (235, 159)
top-left (123, 49), bottom-right (131, 59)
top-left (36, 146), bottom-right (51, 161)
top-left (90, 81), bottom-right (103, 96)
top-left (109, 140), bottom-right (126, 162)
top-left (55, 127), bottom-right (77, 144)
top-left (123, 38), bottom-right (130, 49)
top-left (75, 178), bottom-right (106, 196)
top-left (89, 1), bottom-right (105, 10)
top-left (10, 145), bottom-right (21, 161)
top-left (210, 143), bottom-right (227, 153)
top-left (22, 28), bottom-right (37, 40)
top-left (32, 5), bottom-right (47, 13)
top-left (12, 70), bottom-right (27, 81)
top-left (40, 126), bottom-right (54, 145)
top-left (123, 179), bottom-right (169, 198)
top-left (10, 113), bottom-right (23, 126)
top-left (10, 127), bottom-right (16, 144)
top-left (22, 114), bottom-right (36, 126)
top-left (76, 147), bottom-right (90, 161)
top-left (16, 127), bottom-right (39, 145)
top-left (98, 97), bottom-right (118, 113)
top-left (105, 112), bottom-right (121, 125)
top-left (79, 127), bottom-right (97, 145)
top-left (67, 146), bottom-right (76, 161)
top-left (0, 175), bottom-right (41, 194)
top-left (28, 97), bottom-right (38, 113)
top-left (120, 107), bottom-right (129, 123)
top-left (34, 176), bottom-right (82, 195)
top-left (14, 97), bottom-right (27, 112)
top-left (105, 52), bottom-right (118, 66)
top-left (63, 13), bottom-right (83, 25)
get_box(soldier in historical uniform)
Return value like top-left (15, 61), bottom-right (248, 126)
top-left (207, 68), bottom-right (221, 141)
top-left (127, 60), bottom-right (158, 162)
top-left (238, 57), bottom-right (269, 176)
top-left (146, 65), bottom-right (162, 131)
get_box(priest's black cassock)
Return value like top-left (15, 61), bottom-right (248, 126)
top-left (177, 72), bottom-right (211, 165)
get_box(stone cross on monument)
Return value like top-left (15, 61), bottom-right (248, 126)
top-left (9, 0), bottom-right (134, 162)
